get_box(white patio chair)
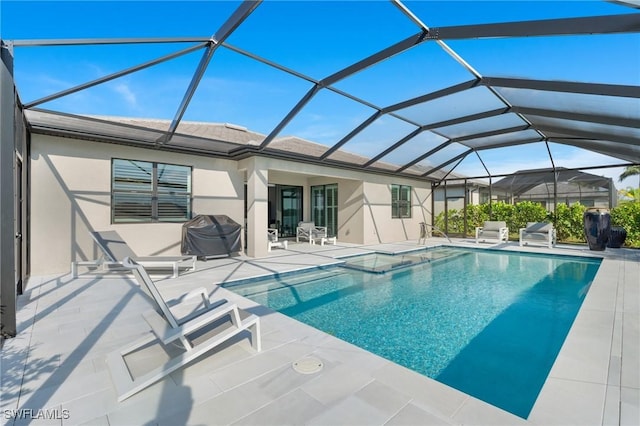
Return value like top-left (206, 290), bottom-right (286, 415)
top-left (475, 221), bottom-right (509, 244)
top-left (296, 221), bottom-right (327, 244)
top-left (267, 228), bottom-right (288, 251)
top-left (72, 230), bottom-right (196, 278)
top-left (519, 222), bottom-right (557, 249)
top-left (106, 257), bottom-right (261, 402)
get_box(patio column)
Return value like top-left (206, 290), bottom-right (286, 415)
top-left (244, 158), bottom-right (269, 258)
top-left (1, 40), bottom-right (16, 337)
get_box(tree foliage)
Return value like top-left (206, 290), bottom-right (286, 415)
top-left (618, 187), bottom-right (640, 203)
top-left (611, 202), bottom-right (640, 247)
top-left (619, 165), bottom-right (640, 183)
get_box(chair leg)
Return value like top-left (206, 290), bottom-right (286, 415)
top-left (250, 321), bottom-right (262, 352)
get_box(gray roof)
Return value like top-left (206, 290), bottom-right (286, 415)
top-left (25, 109), bottom-right (455, 180)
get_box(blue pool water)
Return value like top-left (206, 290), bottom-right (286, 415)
top-left (224, 247), bottom-right (601, 418)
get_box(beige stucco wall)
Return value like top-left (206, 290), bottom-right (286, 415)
top-left (31, 134), bottom-right (435, 274)
top-left (253, 158), bottom-right (433, 245)
top-left (361, 179), bottom-right (432, 245)
top-left (268, 163), bottom-right (433, 245)
top-left (30, 135), bottom-right (244, 274)
top-left (308, 176), bottom-right (365, 244)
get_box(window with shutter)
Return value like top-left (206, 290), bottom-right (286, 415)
top-left (112, 159), bottom-right (191, 223)
top-left (391, 184), bottom-right (412, 218)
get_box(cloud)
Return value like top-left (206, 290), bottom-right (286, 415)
top-left (113, 83), bottom-right (137, 108)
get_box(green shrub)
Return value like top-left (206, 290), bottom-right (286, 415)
top-left (443, 208), bottom-right (465, 234)
top-left (611, 202), bottom-right (640, 247)
top-left (466, 204), bottom-right (489, 230)
top-left (555, 203), bottom-right (586, 242)
top-left (434, 206), bottom-right (476, 236)
top-left (512, 201), bottom-right (549, 230)
top-left (434, 200), bottom-right (639, 248)
top-left (488, 202), bottom-right (516, 227)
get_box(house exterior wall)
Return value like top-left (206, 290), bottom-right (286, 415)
top-left (362, 180), bottom-right (432, 245)
top-left (30, 135), bottom-right (244, 274)
top-left (308, 176), bottom-right (364, 244)
top-left (31, 134), bottom-right (434, 274)
top-left (245, 157), bottom-right (432, 246)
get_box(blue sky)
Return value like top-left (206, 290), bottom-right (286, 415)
top-left (2, 0), bottom-right (639, 187)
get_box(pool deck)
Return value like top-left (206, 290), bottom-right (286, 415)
top-left (1, 238), bottom-right (638, 425)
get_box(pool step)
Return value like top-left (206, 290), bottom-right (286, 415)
top-left (404, 248), bottom-right (469, 265)
top-left (341, 248), bottom-right (470, 274)
top-left (228, 269), bottom-right (349, 297)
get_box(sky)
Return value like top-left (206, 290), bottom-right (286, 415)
top-left (1, 0), bottom-right (639, 188)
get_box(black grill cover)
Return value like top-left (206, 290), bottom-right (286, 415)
top-left (181, 215), bottom-right (242, 257)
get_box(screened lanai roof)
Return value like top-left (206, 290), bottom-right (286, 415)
top-left (3, 0), bottom-right (639, 182)
top-left (492, 167), bottom-right (614, 196)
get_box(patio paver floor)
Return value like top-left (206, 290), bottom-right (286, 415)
top-left (1, 239), bottom-right (638, 425)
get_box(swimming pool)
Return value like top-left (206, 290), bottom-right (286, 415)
top-left (224, 247), bottom-right (601, 418)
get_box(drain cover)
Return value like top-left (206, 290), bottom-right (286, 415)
top-left (292, 357), bottom-right (324, 374)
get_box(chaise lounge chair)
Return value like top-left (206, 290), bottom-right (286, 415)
top-left (475, 221), bottom-right (509, 244)
top-left (106, 257), bottom-right (261, 402)
top-left (71, 230), bottom-right (197, 278)
top-left (519, 222), bottom-right (557, 249)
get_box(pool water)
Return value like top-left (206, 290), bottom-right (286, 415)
top-left (225, 247), bottom-right (601, 418)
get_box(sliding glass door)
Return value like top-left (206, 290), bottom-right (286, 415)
top-left (311, 184), bottom-right (337, 237)
top-left (280, 186), bottom-right (303, 237)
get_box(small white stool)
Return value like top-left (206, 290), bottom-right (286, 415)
top-left (268, 240), bottom-right (288, 251)
top-left (321, 237), bottom-right (337, 246)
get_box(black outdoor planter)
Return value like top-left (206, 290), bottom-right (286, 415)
top-left (607, 226), bottom-right (627, 248)
top-left (583, 208), bottom-right (611, 251)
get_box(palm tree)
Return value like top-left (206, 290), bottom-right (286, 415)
top-left (619, 165), bottom-right (640, 188)
top-left (618, 187), bottom-right (640, 203)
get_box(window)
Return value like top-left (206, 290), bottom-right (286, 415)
top-left (112, 159), bottom-right (191, 223)
top-left (391, 184), bottom-right (412, 218)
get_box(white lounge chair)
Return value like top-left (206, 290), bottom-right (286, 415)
top-left (519, 222), bottom-right (557, 248)
top-left (267, 228), bottom-right (288, 251)
top-left (72, 230), bottom-right (196, 278)
top-left (296, 221), bottom-right (328, 245)
top-left (475, 221), bottom-right (509, 244)
top-left (106, 257), bottom-right (261, 402)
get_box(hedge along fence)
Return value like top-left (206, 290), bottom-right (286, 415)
top-left (434, 201), bottom-right (640, 248)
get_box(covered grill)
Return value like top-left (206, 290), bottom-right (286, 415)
top-left (181, 215), bottom-right (242, 258)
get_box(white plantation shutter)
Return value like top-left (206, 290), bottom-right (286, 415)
top-left (112, 159), bottom-right (191, 223)
top-left (156, 163), bottom-right (191, 222)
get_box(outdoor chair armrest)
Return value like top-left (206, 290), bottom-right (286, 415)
top-left (142, 301), bottom-right (241, 345)
top-left (311, 226), bottom-right (328, 237)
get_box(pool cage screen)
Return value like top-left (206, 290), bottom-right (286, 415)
top-left (432, 167), bottom-right (616, 238)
